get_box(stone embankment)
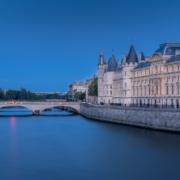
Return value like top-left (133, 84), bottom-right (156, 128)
top-left (80, 103), bottom-right (180, 133)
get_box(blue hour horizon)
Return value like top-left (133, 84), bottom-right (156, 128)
top-left (0, 0), bottom-right (180, 93)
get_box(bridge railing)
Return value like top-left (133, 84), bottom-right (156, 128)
top-left (0, 101), bottom-right (80, 106)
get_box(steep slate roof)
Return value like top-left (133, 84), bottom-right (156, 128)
top-left (107, 54), bottom-right (118, 72)
top-left (141, 52), bottom-right (145, 60)
top-left (126, 45), bottom-right (138, 64)
top-left (155, 43), bottom-right (180, 56)
top-left (134, 61), bottom-right (151, 70)
top-left (166, 54), bottom-right (180, 64)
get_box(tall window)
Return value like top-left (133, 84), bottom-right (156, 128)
top-left (110, 90), bottom-right (112, 95)
top-left (156, 86), bottom-right (158, 95)
top-left (156, 67), bottom-right (158, 74)
top-left (172, 66), bottom-right (174, 71)
top-left (160, 86), bottom-right (161, 95)
top-left (125, 91), bottom-right (126, 96)
top-left (125, 71), bottom-right (126, 77)
top-left (167, 86), bottom-right (168, 95)
top-left (177, 85), bottom-right (179, 95)
top-left (172, 85), bottom-right (174, 95)
top-left (125, 83), bottom-right (126, 88)
top-left (145, 87), bottom-right (146, 95)
top-left (178, 65), bottom-right (179, 71)
top-left (137, 87), bottom-right (138, 96)
top-left (167, 67), bottom-right (168, 72)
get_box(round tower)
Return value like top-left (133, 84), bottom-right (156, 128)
top-left (97, 51), bottom-right (106, 103)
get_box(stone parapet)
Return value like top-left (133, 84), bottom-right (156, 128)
top-left (80, 104), bottom-right (180, 133)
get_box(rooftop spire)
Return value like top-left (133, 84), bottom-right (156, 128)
top-left (126, 44), bottom-right (138, 64)
top-left (131, 37), bottom-right (134, 45)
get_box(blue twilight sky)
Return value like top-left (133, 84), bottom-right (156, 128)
top-left (0, 0), bottom-right (180, 92)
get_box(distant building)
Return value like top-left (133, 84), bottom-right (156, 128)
top-left (68, 82), bottom-right (86, 100)
top-left (98, 42), bottom-right (180, 108)
top-left (34, 91), bottom-right (61, 95)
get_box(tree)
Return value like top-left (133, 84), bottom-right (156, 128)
top-left (20, 88), bottom-right (27, 100)
top-left (74, 91), bottom-right (85, 101)
top-left (88, 77), bottom-right (98, 96)
top-left (0, 88), bottom-right (4, 99)
top-left (5, 89), bottom-right (17, 100)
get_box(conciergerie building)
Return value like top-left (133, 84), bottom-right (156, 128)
top-left (98, 43), bottom-right (180, 108)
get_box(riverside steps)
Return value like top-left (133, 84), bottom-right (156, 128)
top-left (0, 101), bottom-right (80, 115)
top-left (80, 103), bottom-right (180, 133)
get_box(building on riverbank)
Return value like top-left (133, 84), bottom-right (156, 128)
top-left (98, 42), bottom-right (180, 108)
top-left (68, 82), bottom-right (86, 101)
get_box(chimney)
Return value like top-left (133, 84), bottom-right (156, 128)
top-left (175, 50), bottom-right (180, 56)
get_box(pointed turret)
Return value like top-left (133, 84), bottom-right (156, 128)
top-left (126, 45), bottom-right (138, 64)
top-left (107, 54), bottom-right (118, 72)
top-left (99, 51), bottom-right (106, 65)
top-left (138, 52), bottom-right (145, 61)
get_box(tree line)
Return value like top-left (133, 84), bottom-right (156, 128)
top-left (0, 88), bottom-right (62, 100)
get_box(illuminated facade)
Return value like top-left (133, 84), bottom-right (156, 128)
top-left (98, 43), bottom-right (180, 108)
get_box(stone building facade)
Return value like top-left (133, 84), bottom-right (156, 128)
top-left (68, 82), bottom-right (86, 101)
top-left (98, 43), bottom-right (180, 108)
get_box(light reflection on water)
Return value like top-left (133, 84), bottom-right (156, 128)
top-left (0, 107), bottom-right (179, 180)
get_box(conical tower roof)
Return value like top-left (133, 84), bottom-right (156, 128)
top-left (107, 54), bottom-right (118, 72)
top-left (141, 52), bottom-right (145, 60)
top-left (126, 45), bottom-right (138, 64)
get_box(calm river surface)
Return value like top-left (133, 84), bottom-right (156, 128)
top-left (0, 107), bottom-right (180, 180)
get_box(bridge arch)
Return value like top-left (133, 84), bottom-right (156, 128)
top-left (0, 102), bottom-right (80, 116)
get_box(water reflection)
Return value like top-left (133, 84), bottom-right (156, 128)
top-left (0, 109), bottom-right (179, 180)
top-left (10, 116), bottom-right (17, 170)
top-left (0, 107), bottom-right (33, 116)
top-left (10, 116), bottom-right (16, 130)
top-left (0, 107), bottom-right (76, 117)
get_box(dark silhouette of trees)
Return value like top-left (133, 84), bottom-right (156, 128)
top-left (0, 88), bottom-right (61, 100)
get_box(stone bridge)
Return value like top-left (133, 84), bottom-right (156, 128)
top-left (0, 101), bottom-right (80, 115)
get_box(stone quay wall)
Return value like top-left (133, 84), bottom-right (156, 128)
top-left (80, 104), bottom-right (180, 133)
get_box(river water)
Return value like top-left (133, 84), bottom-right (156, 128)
top-left (0, 107), bottom-right (180, 180)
